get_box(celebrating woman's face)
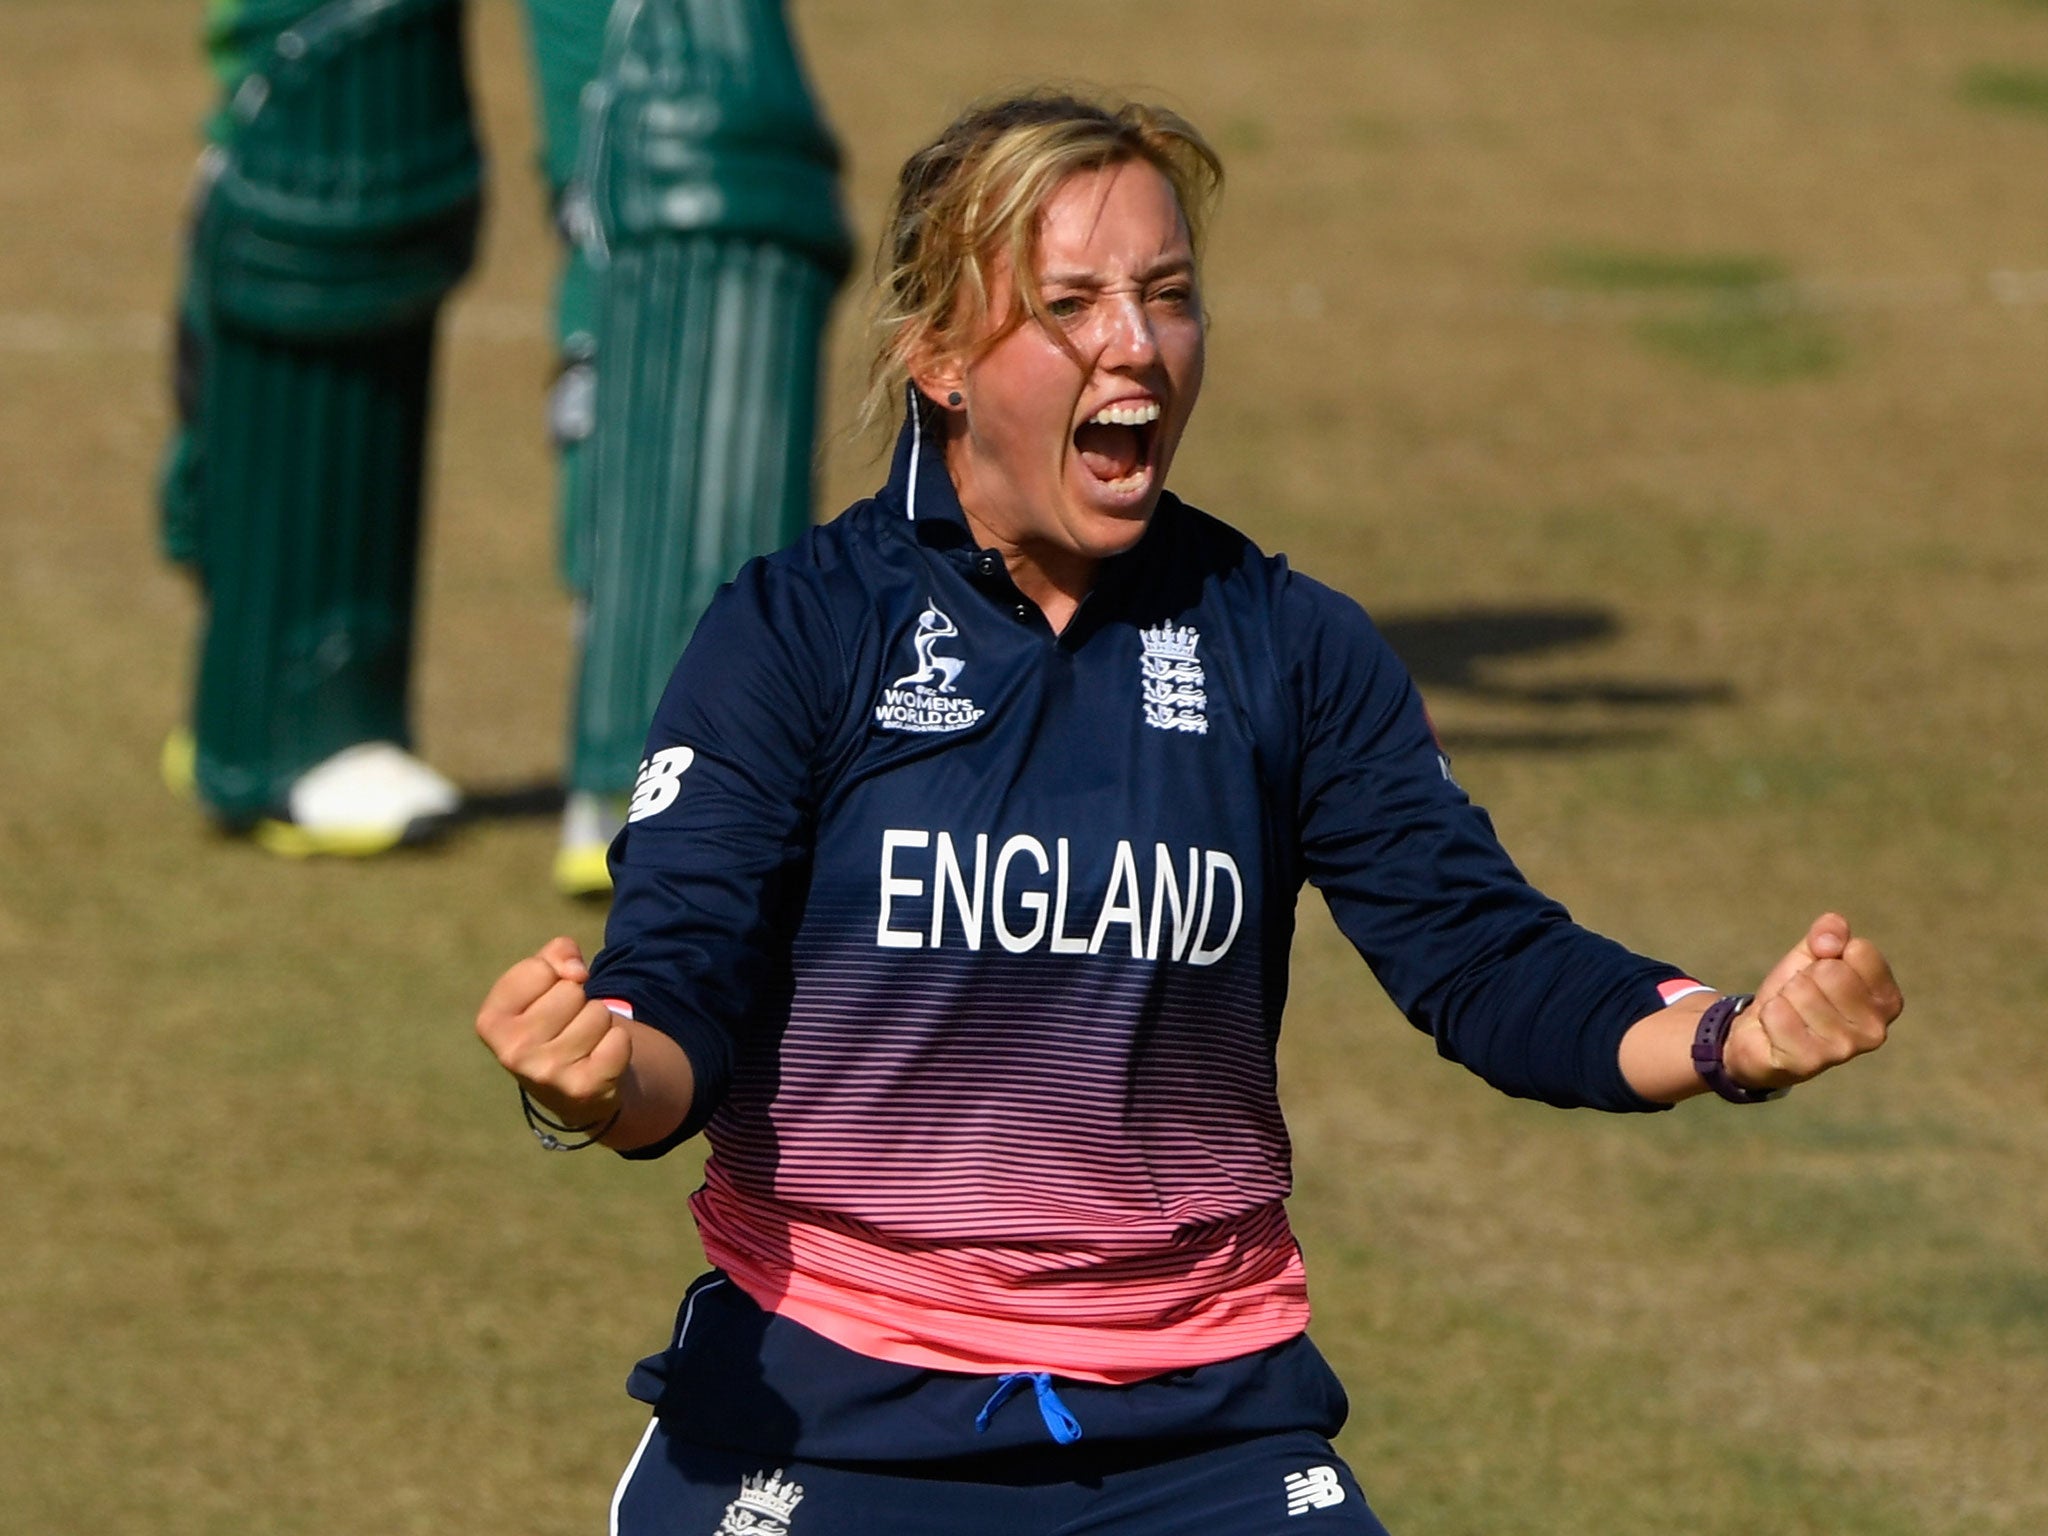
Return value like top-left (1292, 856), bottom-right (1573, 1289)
top-left (935, 159), bottom-right (1206, 572)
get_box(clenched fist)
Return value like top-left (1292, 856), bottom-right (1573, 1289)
top-left (1725, 913), bottom-right (1903, 1093)
top-left (476, 937), bottom-right (634, 1132)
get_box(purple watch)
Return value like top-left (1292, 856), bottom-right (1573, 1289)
top-left (1691, 993), bottom-right (1785, 1104)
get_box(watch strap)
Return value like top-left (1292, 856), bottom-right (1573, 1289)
top-left (1691, 993), bottom-right (1785, 1104)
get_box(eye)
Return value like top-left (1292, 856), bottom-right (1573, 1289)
top-left (1149, 283), bottom-right (1195, 311)
top-left (1044, 294), bottom-right (1087, 321)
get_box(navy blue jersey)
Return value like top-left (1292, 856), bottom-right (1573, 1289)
top-left (588, 404), bottom-right (1685, 1445)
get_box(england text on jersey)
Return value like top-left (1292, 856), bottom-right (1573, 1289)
top-left (876, 830), bottom-right (1242, 963)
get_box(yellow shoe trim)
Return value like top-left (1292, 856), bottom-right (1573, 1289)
top-left (553, 843), bottom-right (614, 897)
top-left (252, 818), bottom-right (411, 860)
top-left (166, 732), bottom-right (435, 856)
top-left (161, 729), bottom-right (198, 800)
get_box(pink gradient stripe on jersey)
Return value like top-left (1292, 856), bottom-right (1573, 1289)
top-left (1657, 978), bottom-right (1711, 1005)
top-left (690, 1173), bottom-right (1311, 1383)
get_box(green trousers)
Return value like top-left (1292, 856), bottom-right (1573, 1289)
top-left (168, 0), bottom-right (846, 816)
top-left (166, 0), bottom-right (483, 819)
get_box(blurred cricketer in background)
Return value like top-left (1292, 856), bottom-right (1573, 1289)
top-left (157, 0), bottom-right (848, 893)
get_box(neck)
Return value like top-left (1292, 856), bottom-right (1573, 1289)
top-left (944, 440), bottom-right (1097, 636)
top-left (999, 540), bottom-right (1094, 635)
top-left (960, 504), bottom-right (1096, 634)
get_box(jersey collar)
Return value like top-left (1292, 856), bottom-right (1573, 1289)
top-left (880, 389), bottom-right (975, 549)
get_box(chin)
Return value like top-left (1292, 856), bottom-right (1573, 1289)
top-left (1077, 501), bottom-right (1159, 558)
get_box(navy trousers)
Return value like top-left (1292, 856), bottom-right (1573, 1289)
top-left (610, 1419), bottom-right (1394, 1535)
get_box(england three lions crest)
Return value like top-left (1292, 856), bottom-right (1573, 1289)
top-left (712, 1468), bottom-right (805, 1535)
top-left (875, 601), bottom-right (986, 734)
top-left (1140, 621), bottom-right (1208, 734)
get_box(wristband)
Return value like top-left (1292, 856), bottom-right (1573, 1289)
top-left (1690, 993), bottom-right (1786, 1104)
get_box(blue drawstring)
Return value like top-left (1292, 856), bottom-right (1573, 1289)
top-left (974, 1370), bottom-right (1084, 1445)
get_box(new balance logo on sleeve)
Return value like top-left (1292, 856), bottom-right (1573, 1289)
top-left (1284, 1465), bottom-right (1347, 1515)
top-left (627, 746), bottom-right (696, 823)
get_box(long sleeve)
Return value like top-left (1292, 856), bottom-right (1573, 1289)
top-left (587, 550), bottom-right (851, 1155)
top-left (1283, 570), bottom-right (1683, 1111)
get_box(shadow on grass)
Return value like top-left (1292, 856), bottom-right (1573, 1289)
top-left (1378, 604), bottom-right (1732, 753)
top-left (452, 781), bottom-right (566, 824)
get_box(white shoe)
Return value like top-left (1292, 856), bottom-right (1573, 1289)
top-left (165, 731), bottom-right (461, 857)
top-left (256, 742), bottom-right (461, 857)
top-left (554, 790), bottom-right (626, 896)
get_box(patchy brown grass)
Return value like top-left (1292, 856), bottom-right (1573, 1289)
top-left (3, 0), bottom-right (2044, 1531)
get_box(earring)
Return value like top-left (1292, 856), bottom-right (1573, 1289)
top-left (946, 391), bottom-right (963, 407)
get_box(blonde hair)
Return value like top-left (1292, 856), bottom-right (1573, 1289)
top-left (860, 91), bottom-right (1223, 437)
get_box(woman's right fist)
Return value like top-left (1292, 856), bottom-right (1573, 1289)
top-left (475, 936), bottom-right (633, 1126)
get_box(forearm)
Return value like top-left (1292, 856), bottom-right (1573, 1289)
top-left (600, 1020), bottom-right (699, 1151)
top-left (1617, 992), bottom-right (1715, 1104)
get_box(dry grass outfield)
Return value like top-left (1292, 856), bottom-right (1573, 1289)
top-left (3, 0), bottom-right (2045, 1531)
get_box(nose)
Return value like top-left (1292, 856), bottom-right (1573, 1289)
top-left (1096, 291), bottom-right (1159, 369)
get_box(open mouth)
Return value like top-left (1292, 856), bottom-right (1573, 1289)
top-left (1073, 399), bottom-right (1161, 495)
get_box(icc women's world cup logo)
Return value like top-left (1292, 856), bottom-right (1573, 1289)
top-left (874, 601), bottom-right (985, 734)
top-left (894, 605), bottom-right (966, 693)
